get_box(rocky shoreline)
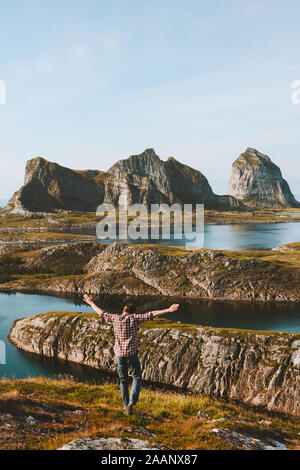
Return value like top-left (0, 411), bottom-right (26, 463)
top-left (8, 312), bottom-right (300, 417)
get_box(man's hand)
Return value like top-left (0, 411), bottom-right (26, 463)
top-left (152, 303), bottom-right (180, 317)
top-left (83, 294), bottom-right (105, 317)
top-left (168, 303), bottom-right (179, 312)
top-left (83, 294), bottom-right (94, 306)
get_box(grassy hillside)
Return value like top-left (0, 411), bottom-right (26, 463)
top-left (0, 377), bottom-right (299, 450)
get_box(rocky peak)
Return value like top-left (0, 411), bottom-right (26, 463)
top-left (24, 157), bottom-right (73, 186)
top-left (3, 149), bottom-right (242, 214)
top-left (6, 156), bottom-right (106, 213)
top-left (109, 148), bottom-right (162, 176)
top-left (108, 149), bottom-right (241, 208)
top-left (228, 148), bottom-right (300, 207)
top-left (109, 149), bottom-right (171, 196)
top-left (232, 148), bottom-right (275, 171)
top-left (24, 156), bottom-right (48, 183)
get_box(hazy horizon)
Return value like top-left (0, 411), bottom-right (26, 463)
top-left (1, 1), bottom-right (300, 199)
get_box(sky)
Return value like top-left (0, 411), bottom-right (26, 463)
top-left (1, 0), bottom-right (300, 200)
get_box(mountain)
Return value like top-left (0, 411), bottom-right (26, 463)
top-left (3, 149), bottom-right (241, 214)
top-left (227, 148), bottom-right (300, 208)
top-left (4, 157), bottom-right (108, 213)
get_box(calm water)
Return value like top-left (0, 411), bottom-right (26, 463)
top-left (1, 220), bottom-right (300, 251)
top-left (0, 292), bottom-right (300, 380)
top-left (60, 221), bottom-right (300, 251)
top-left (202, 221), bottom-right (300, 250)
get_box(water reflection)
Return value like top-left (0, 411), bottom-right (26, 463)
top-left (58, 221), bottom-right (300, 250)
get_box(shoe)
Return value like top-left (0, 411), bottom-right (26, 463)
top-left (124, 404), bottom-right (134, 416)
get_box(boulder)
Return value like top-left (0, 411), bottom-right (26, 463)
top-left (58, 437), bottom-right (168, 450)
top-left (211, 428), bottom-right (287, 450)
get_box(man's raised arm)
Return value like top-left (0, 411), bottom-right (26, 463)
top-left (151, 303), bottom-right (179, 317)
top-left (83, 294), bottom-right (105, 318)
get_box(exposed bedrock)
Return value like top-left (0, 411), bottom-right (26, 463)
top-left (5, 242), bottom-right (300, 303)
top-left (4, 149), bottom-right (241, 214)
top-left (228, 148), bottom-right (300, 208)
top-left (9, 312), bottom-right (300, 417)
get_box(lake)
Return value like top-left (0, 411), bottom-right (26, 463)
top-left (196, 221), bottom-right (300, 250)
top-left (2, 220), bottom-right (300, 251)
top-left (0, 291), bottom-right (300, 381)
top-left (56, 220), bottom-right (300, 251)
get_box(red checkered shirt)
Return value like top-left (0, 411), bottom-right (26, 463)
top-left (101, 311), bottom-right (153, 357)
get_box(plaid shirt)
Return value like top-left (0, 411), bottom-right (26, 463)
top-left (101, 311), bottom-right (153, 357)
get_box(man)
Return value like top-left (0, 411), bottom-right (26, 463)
top-left (83, 294), bottom-right (179, 415)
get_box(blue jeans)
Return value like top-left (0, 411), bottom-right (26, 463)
top-left (116, 353), bottom-right (142, 407)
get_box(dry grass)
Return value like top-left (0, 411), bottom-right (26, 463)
top-left (224, 243), bottom-right (300, 268)
top-left (205, 207), bottom-right (300, 224)
top-left (0, 377), bottom-right (299, 450)
top-left (1, 207), bottom-right (300, 232)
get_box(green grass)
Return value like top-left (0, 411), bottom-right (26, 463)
top-left (0, 251), bottom-right (86, 284)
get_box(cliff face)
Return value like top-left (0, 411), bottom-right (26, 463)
top-left (4, 149), bottom-right (241, 214)
top-left (108, 149), bottom-right (240, 208)
top-left (227, 148), bottom-right (300, 208)
top-left (9, 312), bottom-right (300, 416)
top-left (5, 157), bottom-right (107, 214)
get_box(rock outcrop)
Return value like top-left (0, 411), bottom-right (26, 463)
top-left (108, 148), bottom-right (240, 209)
top-left (4, 149), bottom-right (241, 214)
top-left (4, 157), bottom-right (107, 214)
top-left (59, 431), bottom-right (286, 450)
top-left (228, 148), bottom-right (300, 208)
top-left (58, 437), bottom-right (168, 450)
top-left (9, 312), bottom-right (300, 416)
top-left (210, 429), bottom-right (287, 450)
top-left (4, 242), bottom-right (300, 303)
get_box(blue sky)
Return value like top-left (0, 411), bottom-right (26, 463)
top-left (1, 0), bottom-right (300, 199)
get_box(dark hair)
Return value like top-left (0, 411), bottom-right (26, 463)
top-left (123, 303), bottom-right (135, 314)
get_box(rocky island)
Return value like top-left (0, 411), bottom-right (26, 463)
top-left (1, 241), bottom-right (300, 303)
top-left (8, 312), bottom-right (300, 417)
top-left (228, 148), bottom-right (300, 208)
